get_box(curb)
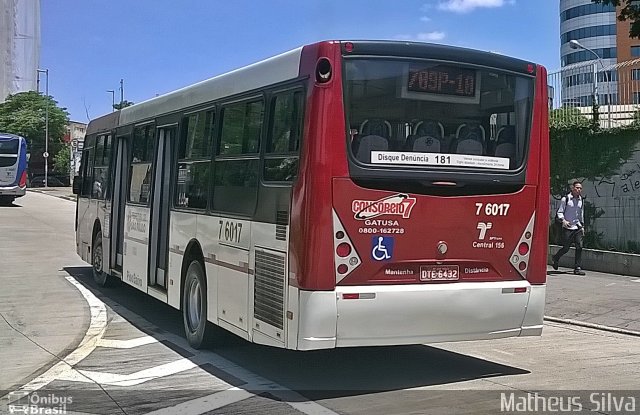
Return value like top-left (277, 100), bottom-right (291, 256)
top-left (27, 188), bottom-right (76, 202)
top-left (548, 245), bottom-right (640, 278)
top-left (544, 316), bottom-right (640, 337)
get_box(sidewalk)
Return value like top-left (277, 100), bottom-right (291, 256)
top-left (28, 186), bottom-right (76, 201)
top-left (545, 266), bottom-right (640, 334)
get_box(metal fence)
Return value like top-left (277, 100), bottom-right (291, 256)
top-left (548, 58), bottom-right (640, 128)
top-left (548, 61), bottom-right (640, 252)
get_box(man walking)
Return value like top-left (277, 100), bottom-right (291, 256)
top-left (552, 181), bottom-right (586, 275)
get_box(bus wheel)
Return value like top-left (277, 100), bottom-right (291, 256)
top-left (183, 260), bottom-right (211, 349)
top-left (92, 231), bottom-right (110, 287)
top-left (0, 196), bottom-right (14, 206)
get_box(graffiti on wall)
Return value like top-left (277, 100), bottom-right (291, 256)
top-left (593, 162), bottom-right (640, 198)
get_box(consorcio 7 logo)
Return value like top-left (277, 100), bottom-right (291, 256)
top-left (352, 193), bottom-right (417, 220)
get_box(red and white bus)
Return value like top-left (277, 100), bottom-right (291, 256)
top-left (73, 40), bottom-right (549, 350)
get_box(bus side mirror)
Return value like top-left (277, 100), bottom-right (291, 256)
top-left (72, 176), bottom-right (82, 195)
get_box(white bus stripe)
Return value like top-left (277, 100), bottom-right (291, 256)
top-left (144, 388), bottom-right (255, 415)
top-left (96, 336), bottom-right (158, 349)
top-left (64, 358), bottom-right (198, 387)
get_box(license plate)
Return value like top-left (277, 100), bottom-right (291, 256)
top-left (420, 265), bottom-right (459, 281)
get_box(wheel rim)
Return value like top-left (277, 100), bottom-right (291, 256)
top-left (93, 243), bottom-right (103, 274)
top-left (187, 277), bottom-right (202, 331)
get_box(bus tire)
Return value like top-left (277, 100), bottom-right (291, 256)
top-left (92, 231), bottom-right (110, 287)
top-left (183, 260), bottom-right (211, 349)
top-left (0, 196), bottom-right (15, 206)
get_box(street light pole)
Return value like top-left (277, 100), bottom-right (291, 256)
top-left (569, 39), bottom-right (612, 128)
top-left (107, 90), bottom-right (115, 111)
top-left (37, 68), bottom-right (49, 187)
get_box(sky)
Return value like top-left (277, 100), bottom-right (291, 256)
top-left (41, 0), bottom-right (560, 123)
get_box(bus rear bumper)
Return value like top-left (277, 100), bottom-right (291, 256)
top-left (296, 281), bottom-right (545, 350)
top-left (518, 284), bottom-right (546, 337)
top-left (0, 185), bottom-right (26, 197)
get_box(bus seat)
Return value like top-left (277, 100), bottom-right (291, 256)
top-left (406, 120), bottom-right (443, 152)
top-left (494, 125), bottom-right (516, 166)
top-left (359, 119), bottom-right (392, 139)
top-left (353, 119), bottom-right (391, 162)
top-left (452, 123), bottom-right (485, 155)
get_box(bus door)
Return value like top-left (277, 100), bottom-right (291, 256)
top-left (122, 124), bottom-right (154, 293)
top-left (148, 125), bottom-right (175, 294)
top-left (94, 134), bottom-right (113, 270)
top-left (76, 136), bottom-right (96, 262)
top-left (109, 135), bottom-right (129, 273)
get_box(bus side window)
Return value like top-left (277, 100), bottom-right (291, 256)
top-left (175, 110), bottom-right (214, 210)
top-left (92, 134), bottom-right (108, 200)
top-left (213, 99), bottom-right (263, 215)
top-left (128, 125), bottom-right (155, 205)
top-left (80, 135), bottom-right (96, 197)
top-left (264, 90), bottom-right (303, 182)
top-left (78, 147), bottom-right (91, 197)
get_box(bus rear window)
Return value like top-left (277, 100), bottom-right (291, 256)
top-left (0, 139), bottom-right (19, 168)
top-left (0, 139), bottom-right (19, 155)
top-left (344, 59), bottom-right (534, 171)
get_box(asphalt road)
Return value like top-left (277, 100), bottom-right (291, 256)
top-left (1, 190), bottom-right (639, 415)
top-left (0, 191), bottom-right (87, 390)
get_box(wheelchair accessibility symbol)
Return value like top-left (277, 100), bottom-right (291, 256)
top-left (371, 236), bottom-right (394, 261)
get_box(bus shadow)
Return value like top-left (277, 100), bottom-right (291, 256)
top-left (64, 266), bottom-right (529, 401)
top-left (0, 201), bottom-right (22, 207)
top-left (218, 343), bottom-right (529, 401)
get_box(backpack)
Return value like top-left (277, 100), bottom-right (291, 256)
top-left (555, 194), bottom-right (569, 226)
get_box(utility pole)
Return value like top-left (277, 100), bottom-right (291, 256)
top-left (37, 68), bottom-right (49, 188)
top-left (569, 40), bottom-right (612, 128)
top-left (120, 79), bottom-right (124, 106)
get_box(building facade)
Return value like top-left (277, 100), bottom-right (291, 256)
top-left (560, 0), bottom-right (618, 106)
top-left (560, 0), bottom-right (640, 107)
top-left (0, 0), bottom-right (40, 102)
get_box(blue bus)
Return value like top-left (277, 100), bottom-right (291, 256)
top-left (0, 133), bottom-right (28, 205)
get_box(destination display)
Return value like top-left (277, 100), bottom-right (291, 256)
top-left (407, 65), bottom-right (477, 98)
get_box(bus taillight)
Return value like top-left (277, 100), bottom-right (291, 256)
top-left (336, 242), bottom-right (351, 257)
top-left (511, 213), bottom-right (535, 278)
top-left (518, 242), bottom-right (530, 256)
top-left (19, 171), bottom-right (27, 188)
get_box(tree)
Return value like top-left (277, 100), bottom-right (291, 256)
top-left (53, 144), bottom-right (71, 175)
top-left (549, 106), bottom-right (590, 130)
top-left (0, 91), bottom-right (70, 171)
top-left (632, 107), bottom-right (640, 125)
top-left (591, 0), bottom-right (640, 38)
top-left (113, 100), bottom-right (135, 110)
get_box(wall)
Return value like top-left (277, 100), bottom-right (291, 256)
top-left (551, 141), bottom-right (640, 252)
top-left (549, 245), bottom-right (640, 277)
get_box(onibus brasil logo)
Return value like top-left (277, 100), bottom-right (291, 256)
top-left (352, 193), bottom-right (417, 220)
